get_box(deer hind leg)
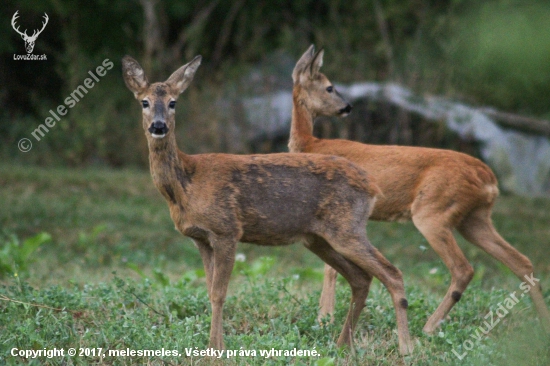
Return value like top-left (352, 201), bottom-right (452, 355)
top-left (412, 213), bottom-right (474, 334)
top-left (458, 208), bottom-right (550, 332)
top-left (207, 236), bottom-right (237, 350)
top-left (305, 236), bottom-right (372, 348)
top-left (321, 232), bottom-right (414, 355)
top-left (318, 264), bottom-right (338, 324)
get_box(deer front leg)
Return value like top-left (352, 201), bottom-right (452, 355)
top-left (194, 239), bottom-right (214, 300)
top-left (318, 264), bottom-right (338, 324)
top-left (207, 237), bottom-right (237, 350)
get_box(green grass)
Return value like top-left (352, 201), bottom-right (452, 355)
top-left (1, 163), bottom-right (549, 365)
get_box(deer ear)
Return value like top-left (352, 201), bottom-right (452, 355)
top-left (122, 56), bottom-right (149, 98)
top-left (292, 45), bottom-right (316, 84)
top-left (166, 55), bottom-right (202, 95)
top-left (308, 48), bottom-right (324, 77)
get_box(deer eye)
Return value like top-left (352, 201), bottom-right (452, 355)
top-left (326, 86), bottom-right (334, 93)
top-left (142, 100), bottom-right (150, 108)
top-left (168, 101), bottom-right (176, 109)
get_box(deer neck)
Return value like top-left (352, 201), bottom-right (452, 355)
top-left (147, 133), bottom-right (192, 205)
top-left (289, 88), bottom-right (315, 153)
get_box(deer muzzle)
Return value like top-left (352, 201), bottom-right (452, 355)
top-left (339, 104), bottom-right (352, 116)
top-left (148, 121), bottom-right (169, 139)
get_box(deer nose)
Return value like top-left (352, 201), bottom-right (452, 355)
top-left (148, 121), bottom-right (169, 138)
top-left (152, 121), bottom-right (165, 129)
top-left (339, 104), bottom-right (352, 115)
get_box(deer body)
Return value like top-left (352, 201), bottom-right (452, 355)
top-left (150, 142), bottom-right (379, 247)
top-left (290, 45), bottom-right (550, 334)
top-left (123, 55), bottom-right (414, 354)
top-left (296, 139), bottom-right (499, 223)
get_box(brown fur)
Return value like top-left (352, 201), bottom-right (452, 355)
top-left (122, 55), bottom-right (414, 354)
top-left (289, 45), bottom-right (550, 334)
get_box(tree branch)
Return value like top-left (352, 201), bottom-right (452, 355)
top-left (211, 0), bottom-right (245, 68)
top-left (165, 0), bottom-right (220, 66)
top-left (373, 0), bottom-right (395, 78)
top-left (479, 107), bottom-right (550, 137)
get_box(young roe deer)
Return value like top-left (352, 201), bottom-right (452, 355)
top-left (289, 45), bottom-right (550, 334)
top-left (122, 55), bottom-right (414, 354)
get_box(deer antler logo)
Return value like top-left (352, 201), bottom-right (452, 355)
top-left (11, 11), bottom-right (49, 54)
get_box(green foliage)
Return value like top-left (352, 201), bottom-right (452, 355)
top-left (1, 275), bottom-right (549, 365)
top-left (1, 164), bottom-right (550, 364)
top-left (4, 0), bottom-right (547, 167)
top-left (315, 357), bottom-right (335, 366)
top-left (450, 1), bottom-right (550, 114)
top-left (0, 232), bottom-right (51, 278)
top-left (238, 256), bottom-right (276, 278)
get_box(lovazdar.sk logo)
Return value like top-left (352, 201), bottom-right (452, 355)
top-left (12, 10), bottom-right (48, 60)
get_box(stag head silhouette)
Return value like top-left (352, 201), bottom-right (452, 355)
top-left (11, 11), bottom-right (49, 54)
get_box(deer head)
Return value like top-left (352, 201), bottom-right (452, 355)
top-left (292, 45), bottom-right (352, 118)
top-left (122, 55), bottom-right (202, 140)
top-left (11, 11), bottom-right (49, 54)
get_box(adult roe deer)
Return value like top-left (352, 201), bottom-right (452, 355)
top-left (122, 55), bottom-right (414, 354)
top-left (289, 45), bottom-right (550, 334)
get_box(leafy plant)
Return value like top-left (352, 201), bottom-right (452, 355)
top-left (239, 256), bottom-right (276, 278)
top-left (0, 232), bottom-right (51, 278)
top-left (75, 224), bottom-right (106, 252)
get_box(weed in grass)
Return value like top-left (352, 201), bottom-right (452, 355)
top-left (0, 232), bottom-right (51, 279)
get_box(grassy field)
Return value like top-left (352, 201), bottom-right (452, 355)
top-left (1, 163), bottom-right (549, 365)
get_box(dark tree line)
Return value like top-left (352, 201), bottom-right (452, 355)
top-left (2, 0), bottom-right (549, 166)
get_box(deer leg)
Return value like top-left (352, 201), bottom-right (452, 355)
top-left (324, 233), bottom-right (414, 355)
top-left (412, 214), bottom-right (474, 334)
top-left (194, 239), bottom-right (214, 300)
top-left (318, 264), bottom-right (338, 324)
top-left (305, 237), bottom-right (372, 348)
top-left (458, 208), bottom-right (550, 333)
top-left (207, 237), bottom-right (237, 350)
